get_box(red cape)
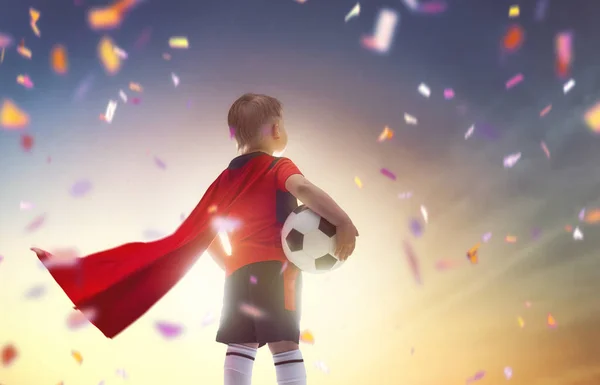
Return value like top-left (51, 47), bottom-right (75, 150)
top-left (32, 155), bottom-right (275, 338)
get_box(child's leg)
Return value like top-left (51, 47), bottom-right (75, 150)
top-left (269, 341), bottom-right (307, 385)
top-left (224, 343), bottom-right (259, 385)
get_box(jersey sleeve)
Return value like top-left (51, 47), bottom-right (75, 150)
top-left (274, 157), bottom-right (303, 192)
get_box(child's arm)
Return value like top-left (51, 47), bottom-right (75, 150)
top-left (207, 237), bottom-right (227, 271)
top-left (285, 174), bottom-right (358, 260)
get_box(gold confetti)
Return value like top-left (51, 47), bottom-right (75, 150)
top-left (517, 316), bottom-right (525, 328)
top-left (505, 235), bottom-right (517, 243)
top-left (98, 36), bottom-right (121, 75)
top-left (300, 329), bottom-right (315, 344)
top-left (354, 176), bottom-right (363, 188)
top-left (169, 36), bottom-right (189, 49)
top-left (17, 39), bottom-right (32, 59)
top-left (508, 5), bottom-right (519, 18)
top-left (30, 8), bottom-right (41, 37)
top-left (71, 350), bottom-right (83, 364)
top-left (377, 126), bottom-right (394, 142)
top-left (50, 45), bottom-right (68, 75)
top-left (129, 82), bottom-right (143, 92)
top-left (547, 313), bottom-right (557, 328)
top-left (0, 100), bottom-right (30, 129)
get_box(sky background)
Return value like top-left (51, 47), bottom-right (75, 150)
top-left (1, 0), bottom-right (600, 384)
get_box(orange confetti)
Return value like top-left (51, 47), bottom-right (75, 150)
top-left (208, 204), bottom-right (218, 214)
top-left (300, 329), bottom-right (315, 344)
top-left (1, 344), bottom-right (18, 367)
top-left (71, 350), bottom-right (83, 364)
top-left (50, 45), bottom-right (69, 75)
top-left (0, 100), bottom-right (30, 129)
top-left (505, 235), bottom-right (517, 243)
top-left (584, 209), bottom-right (600, 224)
top-left (129, 82), bottom-right (143, 92)
top-left (565, 225), bottom-right (573, 232)
top-left (540, 104), bottom-right (552, 117)
top-left (517, 316), bottom-right (525, 328)
top-left (98, 36), bottom-right (121, 75)
top-left (87, 0), bottom-right (136, 30)
top-left (17, 39), bottom-right (32, 59)
top-left (466, 243), bottom-right (480, 264)
top-left (377, 126), bottom-right (394, 142)
top-left (502, 24), bottom-right (525, 52)
top-left (547, 313), bottom-right (557, 328)
top-left (354, 176), bottom-right (363, 188)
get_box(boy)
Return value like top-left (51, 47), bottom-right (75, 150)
top-left (209, 93), bottom-right (359, 385)
top-left (30, 93), bottom-right (357, 385)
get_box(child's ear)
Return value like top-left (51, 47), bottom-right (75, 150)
top-left (272, 123), bottom-right (281, 139)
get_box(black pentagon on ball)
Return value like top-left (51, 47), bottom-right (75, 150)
top-left (285, 228), bottom-right (304, 252)
top-left (318, 217), bottom-right (336, 238)
top-left (293, 205), bottom-right (310, 214)
top-left (315, 253), bottom-right (337, 270)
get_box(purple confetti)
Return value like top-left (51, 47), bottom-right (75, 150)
top-left (25, 214), bottom-right (46, 233)
top-left (131, 97), bottom-right (141, 105)
top-left (154, 156), bottom-right (167, 169)
top-left (155, 321), bottom-right (183, 339)
top-left (443, 88), bottom-right (454, 99)
top-left (380, 168), bottom-right (397, 180)
top-left (578, 208), bottom-right (585, 221)
top-left (466, 370), bottom-right (486, 384)
top-left (24, 284), bottom-right (46, 299)
top-left (409, 217), bottom-right (423, 237)
top-left (70, 179), bottom-right (93, 197)
top-left (482, 232), bottom-right (492, 243)
top-left (417, 0), bottom-right (447, 14)
top-left (249, 275), bottom-right (258, 284)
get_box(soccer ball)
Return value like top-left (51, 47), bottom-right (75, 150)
top-left (281, 205), bottom-right (343, 273)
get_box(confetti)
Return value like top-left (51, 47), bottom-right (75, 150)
top-left (119, 89), bottom-right (128, 103)
top-left (409, 217), bottom-right (423, 237)
top-left (525, 301), bottom-right (532, 308)
top-left (249, 275), bottom-right (258, 284)
top-left (354, 176), bottom-right (363, 188)
top-left (380, 168), bottom-right (396, 180)
top-left (508, 5), bottom-right (519, 18)
top-left (208, 204), bottom-right (218, 214)
top-left (129, 82), bottom-right (143, 92)
top-left (464, 124), bottom-right (475, 139)
top-left (502, 24), bottom-right (525, 52)
top-left (113, 46), bottom-right (128, 59)
top-left (547, 313), bottom-right (557, 328)
top-left (403, 240), bottom-right (421, 284)
top-left (420, 205), bottom-right (428, 223)
top-left (17, 39), bottom-right (32, 59)
top-left (417, 1), bottom-right (447, 14)
top-left (443, 88), bottom-right (454, 99)
top-left (87, 0), bottom-right (136, 30)
top-left (504, 366), bottom-right (513, 380)
top-left (25, 214), bottom-right (46, 232)
top-left (573, 227), bottom-right (583, 240)
top-left (466, 243), bottom-right (480, 264)
top-left (466, 370), bottom-right (486, 384)
top-left (239, 303), bottom-right (265, 318)
top-left (377, 126), bottom-right (394, 142)
top-left (482, 232), bottom-right (492, 242)
top-left (21, 134), bottom-right (34, 151)
top-left (401, 0), bottom-right (419, 11)
top-left (169, 36), bottom-right (189, 49)
top-left (578, 209), bottom-right (586, 221)
top-left (434, 259), bottom-right (462, 271)
top-left (116, 368), bottom-right (128, 379)
top-left (154, 156), bottom-right (167, 169)
top-left (555, 31), bottom-right (573, 78)
top-left (517, 316), bottom-right (525, 328)
top-left (70, 179), bottom-right (93, 197)
top-left (104, 100), bottom-right (117, 123)
top-left (16, 74), bottom-right (34, 89)
top-left (71, 350), bottom-right (83, 364)
top-left (404, 113), bottom-right (417, 125)
top-left (66, 308), bottom-right (97, 330)
top-left (314, 360), bottom-right (330, 374)
top-left (155, 321), bottom-right (184, 338)
top-left (0, 32), bottom-right (13, 48)
top-left (1, 100), bottom-right (30, 129)
top-left (213, 217), bottom-right (241, 233)
top-left (583, 209), bottom-right (600, 224)
top-left (418, 83), bottom-right (430, 98)
top-left (20, 201), bottom-right (34, 210)
top-left (505, 73), bottom-right (524, 89)
top-left (300, 330), bottom-right (315, 344)
top-left (584, 102), bottom-right (600, 133)
top-left (505, 235), bottom-right (517, 243)
top-left (397, 191), bottom-right (412, 199)
top-left (563, 78), bottom-right (575, 94)
top-left (201, 311), bottom-right (216, 327)
top-left (344, 3), bottom-right (360, 22)
top-left (503, 152), bottom-right (521, 168)
top-left (280, 260), bottom-right (289, 274)
top-left (360, 9), bottom-right (398, 54)
top-left (218, 232), bottom-right (232, 255)
top-left (30, 8), bottom-right (41, 37)
top-left (1, 344), bottom-right (18, 367)
top-left (540, 141), bottom-right (550, 158)
top-left (24, 284), bottom-right (46, 299)
top-left (540, 104), bottom-right (552, 117)
top-left (171, 72), bottom-right (180, 87)
top-left (98, 37), bottom-right (121, 75)
top-left (131, 97), bottom-right (141, 105)
top-left (50, 45), bottom-right (69, 75)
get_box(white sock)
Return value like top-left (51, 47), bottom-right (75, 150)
top-left (224, 344), bottom-right (257, 385)
top-left (273, 349), bottom-right (307, 385)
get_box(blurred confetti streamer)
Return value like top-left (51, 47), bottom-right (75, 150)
top-left (360, 8), bottom-right (398, 54)
top-left (403, 240), bottom-right (422, 284)
top-left (0, 32), bottom-right (13, 48)
top-left (0, 255), bottom-right (4, 264)
top-left (466, 243), bottom-right (479, 264)
top-left (73, 74), bottom-right (95, 101)
top-left (300, 330), bottom-right (315, 344)
top-left (98, 36), bottom-right (121, 75)
top-left (24, 284), bottom-right (46, 299)
top-left (119, 89), bottom-right (128, 102)
top-left (116, 368), bottom-right (128, 379)
top-left (508, 5), bottom-right (519, 18)
top-left (70, 179), bottom-right (93, 197)
top-left (1, 99), bottom-right (30, 129)
top-left (525, 301), bottom-right (532, 308)
top-left (87, 0), bottom-right (137, 30)
top-left (129, 82), bottom-right (142, 92)
top-left (249, 275), bottom-right (258, 284)
top-left (505, 73), bottom-right (523, 89)
top-left (50, 45), bottom-right (69, 74)
top-left (555, 31), bottom-right (573, 78)
top-left (72, 350), bottom-right (83, 365)
top-left (540, 141), bottom-right (550, 158)
top-left (17, 39), bottom-right (32, 59)
top-left (114, 46), bottom-right (128, 59)
top-left (464, 124), bottom-right (475, 139)
top-left (409, 217), bottom-right (423, 237)
top-left (1, 344), bottom-right (18, 367)
top-left (505, 235), bottom-right (517, 243)
top-left (314, 360), bottom-right (330, 374)
top-left (398, 191), bottom-right (412, 199)
top-left (344, 3), bottom-right (360, 22)
top-left (547, 313), bottom-right (557, 328)
top-left (104, 100), bottom-right (117, 123)
top-left (584, 209), bottom-right (600, 224)
top-left (504, 366), bottom-right (513, 380)
top-left (155, 321), bottom-right (184, 339)
top-left (25, 214), bottom-right (46, 233)
top-left (435, 258), bottom-right (462, 271)
top-left (466, 370), bottom-right (486, 384)
top-left (380, 168), bottom-right (396, 180)
top-left (154, 156), bottom-right (167, 169)
top-left (503, 152), bottom-right (521, 168)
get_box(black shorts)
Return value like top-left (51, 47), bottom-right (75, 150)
top-left (216, 260), bottom-right (302, 347)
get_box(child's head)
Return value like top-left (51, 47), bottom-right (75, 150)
top-left (228, 93), bottom-right (288, 155)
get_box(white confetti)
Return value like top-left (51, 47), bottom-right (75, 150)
top-left (464, 124), bottom-right (475, 139)
top-left (503, 152), bottom-right (521, 168)
top-left (563, 78), bottom-right (575, 94)
top-left (362, 8), bottom-right (398, 54)
top-left (504, 366), bottom-right (513, 380)
top-left (104, 100), bottom-right (117, 123)
top-left (401, 0), bottom-right (419, 11)
top-left (420, 205), bottom-right (428, 223)
top-left (314, 360), bottom-right (330, 374)
top-left (573, 226), bottom-right (583, 240)
top-left (171, 72), bottom-right (180, 87)
top-left (113, 46), bottom-right (128, 59)
top-left (118, 89), bottom-right (127, 103)
top-left (344, 3), bottom-right (360, 22)
top-left (404, 113), bottom-right (418, 125)
top-left (418, 83), bottom-right (430, 98)
top-left (201, 311), bottom-right (216, 327)
top-left (20, 201), bottom-right (34, 210)
top-left (398, 191), bottom-right (413, 199)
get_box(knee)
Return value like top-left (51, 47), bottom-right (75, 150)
top-left (268, 341), bottom-right (299, 355)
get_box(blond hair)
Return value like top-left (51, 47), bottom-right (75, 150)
top-left (228, 93), bottom-right (283, 150)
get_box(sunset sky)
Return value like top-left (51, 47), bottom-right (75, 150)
top-left (1, 0), bottom-right (600, 384)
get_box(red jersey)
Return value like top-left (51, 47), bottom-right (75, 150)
top-left (218, 152), bottom-right (303, 275)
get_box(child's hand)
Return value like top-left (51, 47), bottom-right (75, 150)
top-left (334, 221), bottom-right (359, 261)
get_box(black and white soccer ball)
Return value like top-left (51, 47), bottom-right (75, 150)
top-left (281, 205), bottom-right (343, 274)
